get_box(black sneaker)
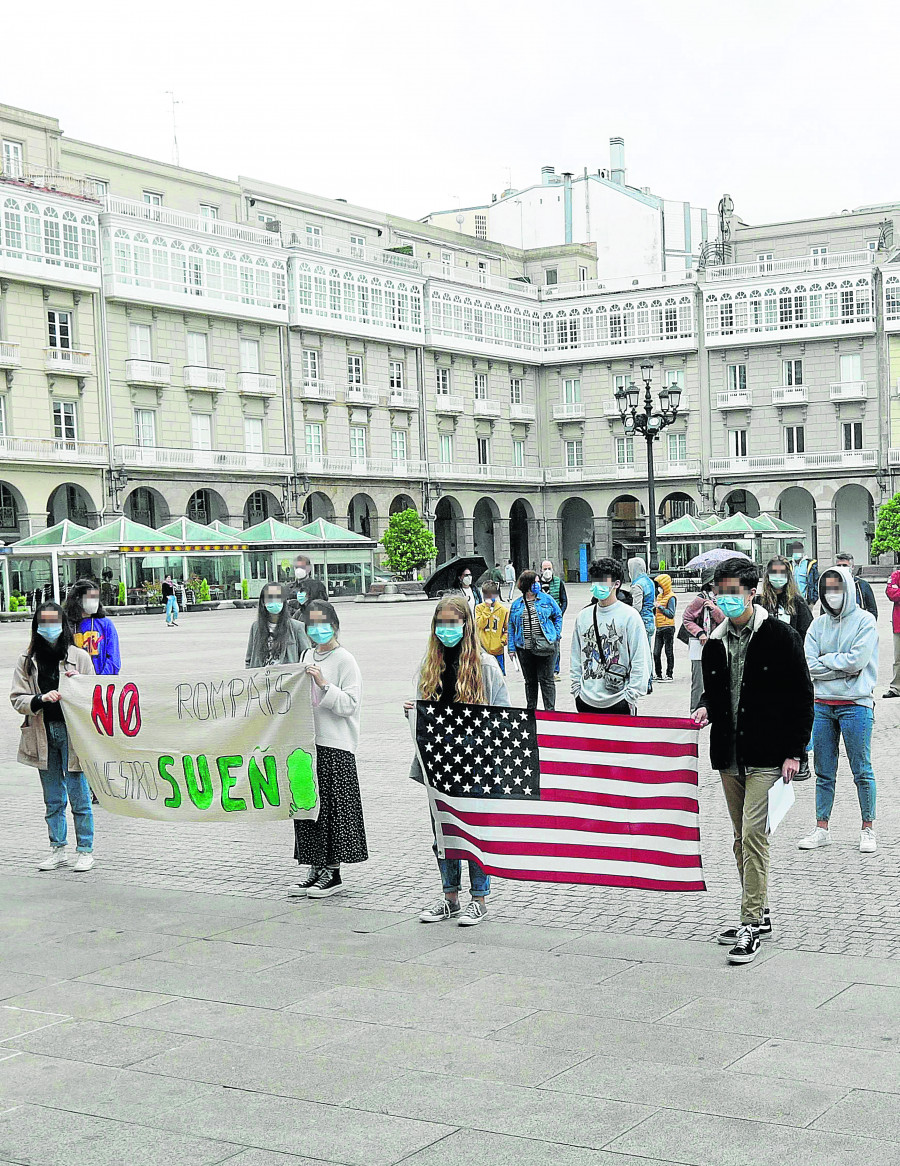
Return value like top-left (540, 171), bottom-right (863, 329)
top-left (307, 869), bottom-right (343, 898)
top-left (718, 909), bottom-right (771, 945)
top-left (727, 925), bottom-right (761, 965)
top-left (288, 867), bottom-right (322, 897)
top-left (794, 756), bottom-right (811, 782)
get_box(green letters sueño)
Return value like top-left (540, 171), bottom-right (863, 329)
top-left (155, 749), bottom-right (316, 814)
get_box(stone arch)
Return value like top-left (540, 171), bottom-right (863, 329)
top-left (607, 494), bottom-right (645, 561)
top-left (721, 488), bottom-right (760, 518)
top-left (303, 491), bottom-right (335, 523)
top-left (0, 480), bottom-right (28, 542)
top-left (390, 493), bottom-right (417, 516)
top-left (833, 483), bottom-right (875, 564)
top-left (243, 489), bottom-right (283, 527)
top-left (509, 497), bottom-right (534, 573)
top-left (658, 491), bottom-right (698, 523)
top-left (777, 486), bottom-right (816, 556)
top-left (434, 495), bottom-right (463, 565)
top-left (47, 482), bottom-right (100, 529)
top-left (558, 497), bottom-right (594, 580)
top-left (123, 485), bottom-right (170, 529)
top-left (347, 492), bottom-right (377, 539)
top-left (186, 487), bottom-right (229, 527)
top-left (473, 497), bottom-right (501, 567)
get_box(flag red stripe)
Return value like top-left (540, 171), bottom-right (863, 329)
top-left (540, 787), bottom-right (700, 813)
top-left (536, 710), bottom-right (699, 731)
top-left (537, 733), bottom-right (697, 759)
top-left (441, 848), bottom-right (706, 891)
top-left (539, 759), bottom-right (700, 785)
top-left (440, 822), bottom-right (702, 868)
top-left (435, 800), bottom-right (700, 842)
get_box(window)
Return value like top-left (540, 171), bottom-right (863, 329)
top-left (129, 322), bottom-right (152, 360)
top-left (350, 234), bottom-right (365, 259)
top-left (839, 353), bottom-right (862, 382)
top-left (88, 177), bottom-right (108, 198)
top-left (2, 139), bottom-right (24, 178)
top-left (133, 408), bottom-right (156, 447)
top-left (728, 428), bottom-right (748, 457)
top-left (509, 377), bottom-right (522, 404)
top-left (810, 245), bottom-right (828, 267)
top-left (52, 401), bottom-right (77, 442)
top-left (239, 337), bottom-right (260, 372)
top-left (867, 240), bottom-right (878, 253)
top-left (668, 432), bottom-right (687, 462)
top-left (306, 225), bottom-right (322, 250)
top-left (0, 395), bottom-right (6, 438)
top-left (664, 369), bottom-right (684, 390)
top-left (477, 436), bottom-right (490, 466)
top-left (302, 349), bottom-right (319, 384)
top-left (347, 354), bottom-right (363, 385)
top-left (199, 204), bottom-right (218, 220)
top-left (391, 429), bottom-right (407, 462)
top-left (474, 214), bottom-right (488, 240)
top-left (563, 377), bottom-right (581, 404)
top-left (191, 412), bottom-right (212, 450)
top-left (439, 433), bottom-right (454, 463)
top-left (477, 260), bottom-right (488, 285)
top-left (757, 252), bottom-right (774, 270)
top-left (727, 363), bottom-right (747, 392)
top-left (389, 361), bottom-right (404, 390)
top-left (436, 367), bottom-right (451, 395)
top-left (578, 266), bottom-right (588, 282)
top-left (349, 425), bottom-right (367, 462)
top-left (783, 359), bottom-right (803, 386)
top-left (544, 268), bottom-right (558, 286)
top-left (784, 424), bottom-right (805, 454)
top-left (474, 372), bottom-right (488, 400)
top-left (513, 439), bottom-right (525, 467)
top-left (305, 422), bottom-right (323, 458)
top-left (843, 421), bottom-right (863, 451)
top-left (244, 417), bottom-right (264, 453)
top-left (565, 439), bottom-right (583, 469)
top-left (45, 309), bottom-right (72, 351)
top-left (613, 374), bottom-right (628, 394)
top-left (142, 191), bottom-right (163, 206)
top-left (615, 436), bottom-right (634, 465)
top-left (187, 331), bottom-right (208, 366)
top-left (441, 250), bottom-right (452, 273)
top-left (247, 491), bottom-right (269, 523)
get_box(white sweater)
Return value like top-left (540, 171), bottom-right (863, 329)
top-left (301, 645), bottom-right (362, 752)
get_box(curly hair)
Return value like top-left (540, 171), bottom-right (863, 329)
top-left (758, 556), bottom-right (801, 616)
top-left (418, 595), bottom-right (486, 705)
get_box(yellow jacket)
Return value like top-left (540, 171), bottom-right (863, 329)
top-left (475, 599), bottom-right (509, 655)
top-left (654, 573), bottom-right (676, 629)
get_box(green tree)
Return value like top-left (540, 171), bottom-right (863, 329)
top-left (872, 493), bottom-right (900, 556)
top-left (380, 508), bottom-right (437, 577)
top-left (199, 578), bottom-right (211, 602)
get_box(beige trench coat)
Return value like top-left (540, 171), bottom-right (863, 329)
top-left (10, 647), bottom-right (94, 771)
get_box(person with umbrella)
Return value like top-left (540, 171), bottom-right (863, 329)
top-left (457, 565), bottom-right (482, 615)
top-left (682, 568), bottom-right (724, 712)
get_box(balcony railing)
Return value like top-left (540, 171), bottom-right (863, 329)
top-left (293, 232), bottom-right (422, 273)
top-left (1, 170), bottom-right (103, 201)
top-left (297, 455), bottom-right (426, 477)
top-left (183, 366), bottom-right (227, 390)
top-left (706, 250), bottom-right (874, 282)
top-left (771, 385), bottom-right (808, 405)
top-left (473, 399), bottom-right (503, 418)
top-left (238, 372), bottom-right (278, 395)
top-left (716, 390), bottom-right (752, 410)
top-left (660, 459), bottom-right (702, 477)
top-left (542, 270), bottom-right (696, 299)
top-left (107, 197), bottom-right (281, 247)
top-left (709, 450), bottom-right (878, 475)
top-left (0, 436), bottom-right (108, 465)
top-left (345, 383), bottom-right (381, 405)
top-left (116, 445), bottom-right (292, 474)
top-left (552, 402), bottom-right (586, 420)
top-left (435, 394), bottom-right (464, 414)
top-left (45, 348), bottom-right (92, 375)
top-left (434, 463), bottom-right (544, 483)
top-left (509, 402), bottom-right (536, 422)
top-left (890, 449), bottom-right (900, 466)
top-left (125, 359), bottom-right (170, 386)
top-left (295, 379), bottom-right (338, 401)
top-left (389, 388), bottom-right (419, 409)
top-left (421, 261), bottom-right (540, 298)
top-left (0, 340), bottom-right (21, 368)
top-left (829, 380), bottom-right (868, 401)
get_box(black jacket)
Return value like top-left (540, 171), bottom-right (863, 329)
top-left (753, 595), bottom-right (813, 637)
top-left (853, 577), bottom-right (878, 620)
top-left (288, 576), bottom-right (328, 618)
top-left (698, 611), bottom-right (814, 771)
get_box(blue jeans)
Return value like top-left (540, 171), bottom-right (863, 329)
top-left (166, 595), bottom-right (179, 624)
top-left (38, 721), bottom-right (94, 852)
top-left (492, 652), bottom-right (506, 676)
top-left (430, 817), bottom-right (490, 897)
top-left (813, 703), bottom-right (876, 823)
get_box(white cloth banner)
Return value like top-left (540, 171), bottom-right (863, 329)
top-left (59, 665), bottom-right (318, 823)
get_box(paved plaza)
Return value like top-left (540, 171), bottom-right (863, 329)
top-left (1, 585), bottom-right (900, 1164)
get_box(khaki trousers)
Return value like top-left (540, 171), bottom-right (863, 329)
top-left (720, 766), bottom-right (783, 925)
top-left (891, 633), bottom-right (900, 696)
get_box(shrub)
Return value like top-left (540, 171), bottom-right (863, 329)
top-left (199, 578), bottom-right (211, 602)
top-left (241, 578), bottom-right (249, 599)
top-left (380, 509), bottom-right (437, 577)
top-left (872, 493), bottom-right (900, 557)
top-left (117, 581), bottom-right (126, 606)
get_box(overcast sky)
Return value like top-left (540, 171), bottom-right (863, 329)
top-left (4, 0), bottom-right (897, 228)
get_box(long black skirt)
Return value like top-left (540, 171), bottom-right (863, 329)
top-left (293, 744), bottom-right (368, 867)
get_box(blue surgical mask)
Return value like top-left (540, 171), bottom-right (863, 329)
top-left (716, 594), bottom-right (747, 619)
top-left (37, 624), bottom-right (63, 643)
top-left (435, 625), bottom-right (464, 648)
top-left (768, 574), bottom-right (787, 590)
top-left (307, 623), bottom-right (334, 644)
top-left (531, 582), bottom-right (542, 595)
top-left (265, 601), bottom-right (283, 615)
top-left (792, 552), bottom-right (803, 562)
top-left (295, 592), bottom-right (307, 607)
top-left (591, 583), bottom-right (612, 601)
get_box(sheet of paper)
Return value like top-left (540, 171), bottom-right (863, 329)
top-left (766, 778), bottom-right (796, 836)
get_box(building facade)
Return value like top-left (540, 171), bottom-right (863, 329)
top-left (1, 101), bottom-right (899, 587)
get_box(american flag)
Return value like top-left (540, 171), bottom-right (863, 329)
top-left (416, 702), bottom-right (705, 892)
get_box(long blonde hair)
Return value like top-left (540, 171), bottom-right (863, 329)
top-left (759, 556), bottom-right (801, 615)
top-left (418, 595), bottom-right (486, 705)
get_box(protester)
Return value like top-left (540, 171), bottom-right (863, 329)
top-left (788, 541), bottom-right (819, 606)
top-left (475, 581), bottom-right (509, 675)
top-left (245, 582), bottom-right (310, 667)
top-left (290, 600), bottom-right (366, 898)
top-left (799, 566), bottom-right (879, 854)
top-left (65, 579), bottom-right (121, 675)
top-left (682, 569), bottom-right (724, 712)
top-left (288, 554), bottom-right (328, 619)
top-left (835, 551), bottom-right (878, 618)
top-left (627, 557), bottom-right (656, 692)
top-left (508, 569), bottom-right (562, 710)
top-left (10, 602), bottom-right (96, 871)
top-left (162, 574), bottom-right (179, 627)
top-left (457, 566), bottom-right (482, 615)
top-left (754, 556), bottom-right (812, 636)
top-left (692, 558), bottom-right (813, 965)
top-left (886, 565), bottom-right (900, 699)
top-left (406, 595), bottom-right (510, 926)
top-left (570, 558), bottom-right (651, 715)
top-left (652, 572), bottom-right (676, 682)
top-left (540, 559), bottom-right (568, 676)
top-left (504, 558), bottom-right (516, 602)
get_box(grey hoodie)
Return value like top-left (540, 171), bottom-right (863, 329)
top-left (804, 565), bottom-right (878, 707)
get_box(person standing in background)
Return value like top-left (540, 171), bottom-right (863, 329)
top-left (475, 581), bottom-right (509, 674)
top-left (504, 559), bottom-right (516, 602)
top-left (754, 557), bottom-right (812, 636)
top-left (245, 582), bottom-right (310, 667)
top-left (457, 566), bottom-right (482, 616)
top-left (540, 559), bottom-right (568, 676)
top-left (628, 556), bottom-right (657, 688)
top-left (788, 541), bottom-right (819, 607)
top-left (162, 575), bottom-right (179, 627)
top-left (652, 572), bottom-right (677, 682)
top-left (508, 570), bottom-right (562, 710)
top-left (289, 554), bottom-right (328, 619)
top-left (835, 552), bottom-right (878, 619)
top-left (885, 566), bottom-right (900, 699)
top-left (682, 569), bottom-right (724, 712)
top-left (66, 579), bottom-right (121, 676)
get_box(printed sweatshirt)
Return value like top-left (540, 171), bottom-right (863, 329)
top-left (570, 600), bottom-right (652, 709)
top-left (804, 566), bottom-right (879, 707)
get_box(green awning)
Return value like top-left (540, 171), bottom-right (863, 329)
top-left (655, 513), bottom-right (712, 539)
top-left (300, 518), bottom-right (377, 546)
top-left (208, 519), bottom-right (247, 539)
top-left (62, 517), bottom-right (187, 555)
top-left (13, 520), bottom-right (91, 548)
top-left (158, 517), bottom-right (246, 547)
top-left (241, 518), bottom-right (320, 545)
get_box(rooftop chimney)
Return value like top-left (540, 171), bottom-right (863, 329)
top-left (609, 137), bottom-right (625, 187)
top-left (541, 165), bottom-right (555, 186)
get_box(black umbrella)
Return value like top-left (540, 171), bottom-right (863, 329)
top-left (423, 555), bottom-right (488, 599)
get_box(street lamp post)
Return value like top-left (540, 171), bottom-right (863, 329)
top-left (615, 362), bottom-right (681, 572)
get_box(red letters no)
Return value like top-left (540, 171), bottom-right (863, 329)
top-left (118, 683), bottom-right (142, 737)
top-left (91, 685), bottom-right (116, 736)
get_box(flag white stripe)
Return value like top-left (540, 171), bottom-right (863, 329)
top-left (537, 720), bottom-right (698, 748)
top-left (539, 747), bottom-right (697, 774)
top-left (539, 773), bottom-right (699, 801)
top-left (436, 794), bottom-right (699, 829)
top-left (432, 810), bottom-right (700, 855)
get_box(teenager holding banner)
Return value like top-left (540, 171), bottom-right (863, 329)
top-left (10, 603), bottom-right (96, 871)
top-left (245, 582), bottom-right (310, 667)
top-left (291, 599), bottom-right (366, 897)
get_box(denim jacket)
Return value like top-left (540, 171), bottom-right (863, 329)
top-left (507, 591), bottom-right (563, 652)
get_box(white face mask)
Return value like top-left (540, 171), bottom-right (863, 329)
top-left (295, 567), bottom-right (307, 580)
top-left (83, 598), bottom-right (100, 616)
top-left (541, 569), bottom-right (553, 581)
top-left (824, 592), bottom-right (843, 611)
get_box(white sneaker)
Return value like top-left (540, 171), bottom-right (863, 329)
top-left (860, 828), bottom-right (877, 854)
top-left (798, 826), bottom-right (831, 850)
top-left (72, 853), bottom-right (94, 872)
top-left (458, 901), bottom-right (487, 927)
top-left (38, 848), bottom-right (68, 871)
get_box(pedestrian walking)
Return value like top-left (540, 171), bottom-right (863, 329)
top-left (835, 552), bottom-right (878, 618)
top-left (245, 582), bottom-right (310, 667)
top-left (504, 558), bottom-right (516, 602)
top-left (288, 554), bottom-right (328, 619)
top-left (885, 565), bottom-right (900, 699)
top-left (540, 559), bottom-right (568, 676)
top-left (65, 579), bottom-right (121, 675)
top-left (754, 556), bottom-right (812, 635)
top-left (682, 569), bottom-right (724, 712)
top-left (508, 569), bottom-right (562, 710)
top-left (798, 565), bottom-right (879, 854)
top-left (489, 562), bottom-right (504, 586)
top-left (570, 557), bottom-right (651, 715)
top-left (405, 594), bottom-right (510, 926)
top-left (291, 600), bottom-right (366, 898)
top-left (652, 572), bottom-right (677, 682)
top-left (475, 581), bottom-right (509, 674)
top-left (162, 575), bottom-right (179, 627)
top-left (10, 603), bottom-right (97, 872)
top-left (456, 566), bottom-right (482, 615)
top-left (788, 541), bottom-right (819, 606)
top-left (692, 558), bottom-right (813, 965)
